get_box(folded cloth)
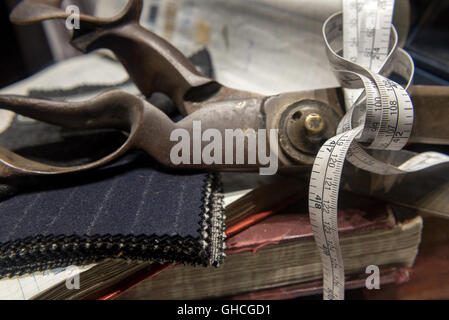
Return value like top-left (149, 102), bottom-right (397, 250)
top-left (0, 50), bottom-right (226, 278)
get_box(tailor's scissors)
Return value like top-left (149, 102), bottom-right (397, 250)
top-left (0, 0), bottom-right (447, 180)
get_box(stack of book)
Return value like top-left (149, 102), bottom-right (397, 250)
top-left (30, 180), bottom-right (421, 300)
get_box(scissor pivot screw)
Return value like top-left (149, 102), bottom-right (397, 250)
top-left (277, 100), bottom-right (340, 164)
top-left (305, 113), bottom-right (325, 134)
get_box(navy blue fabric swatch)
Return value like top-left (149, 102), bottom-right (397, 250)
top-left (0, 119), bottom-right (224, 277)
top-left (0, 156), bottom-right (206, 242)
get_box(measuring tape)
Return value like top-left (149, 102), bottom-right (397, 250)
top-left (309, 1), bottom-right (449, 300)
top-left (342, 0), bottom-right (395, 108)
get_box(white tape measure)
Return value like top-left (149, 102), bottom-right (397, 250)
top-left (309, 1), bottom-right (449, 300)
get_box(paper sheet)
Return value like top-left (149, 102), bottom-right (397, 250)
top-left (0, 265), bottom-right (94, 300)
top-left (140, 0), bottom-right (341, 95)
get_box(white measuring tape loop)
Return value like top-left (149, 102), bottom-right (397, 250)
top-left (309, 11), bottom-right (449, 300)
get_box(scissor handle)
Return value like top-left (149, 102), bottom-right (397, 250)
top-left (0, 91), bottom-right (178, 179)
top-left (10, 0), bottom-right (220, 115)
top-left (84, 22), bottom-right (220, 115)
top-left (0, 90), bottom-right (278, 180)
